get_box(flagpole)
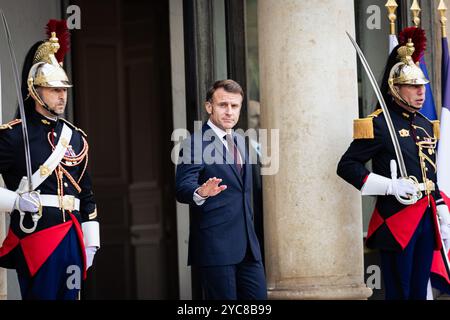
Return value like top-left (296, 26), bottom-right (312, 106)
top-left (386, 0), bottom-right (399, 54)
top-left (439, 0), bottom-right (448, 38)
top-left (411, 0), bottom-right (421, 27)
top-left (385, 0), bottom-right (398, 35)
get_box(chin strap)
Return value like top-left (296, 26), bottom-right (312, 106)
top-left (27, 76), bottom-right (59, 117)
top-left (26, 93), bottom-right (59, 117)
top-left (42, 104), bottom-right (59, 117)
top-left (390, 87), bottom-right (421, 111)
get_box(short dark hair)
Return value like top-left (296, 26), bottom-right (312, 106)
top-left (206, 79), bottom-right (244, 102)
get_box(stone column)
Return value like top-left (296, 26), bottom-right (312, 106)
top-left (258, 0), bottom-right (372, 299)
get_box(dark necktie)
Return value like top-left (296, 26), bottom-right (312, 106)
top-left (224, 134), bottom-right (243, 174)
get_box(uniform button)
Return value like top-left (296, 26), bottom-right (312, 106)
top-left (53, 132), bottom-right (57, 137)
top-left (64, 182), bottom-right (68, 187)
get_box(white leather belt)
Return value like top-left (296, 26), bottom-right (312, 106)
top-left (418, 181), bottom-right (435, 192)
top-left (39, 195), bottom-right (80, 211)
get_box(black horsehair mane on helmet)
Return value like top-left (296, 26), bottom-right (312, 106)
top-left (18, 41), bottom-right (44, 117)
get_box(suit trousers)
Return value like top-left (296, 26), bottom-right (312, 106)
top-left (198, 247), bottom-right (267, 300)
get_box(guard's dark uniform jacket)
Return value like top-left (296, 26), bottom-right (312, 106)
top-left (0, 108), bottom-right (97, 279)
top-left (337, 101), bottom-right (443, 252)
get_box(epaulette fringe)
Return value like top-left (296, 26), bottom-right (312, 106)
top-left (353, 109), bottom-right (382, 139)
top-left (431, 120), bottom-right (440, 140)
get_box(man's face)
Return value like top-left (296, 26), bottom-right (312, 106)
top-left (396, 84), bottom-right (426, 111)
top-left (205, 88), bottom-right (242, 131)
top-left (39, 87), bottom-right (68, 115)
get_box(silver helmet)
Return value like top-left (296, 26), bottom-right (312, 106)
top-left (27, 31), bottom-right (72, 106)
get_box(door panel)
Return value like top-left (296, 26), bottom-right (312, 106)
top-left (71, 0), bottom-right (177, 299)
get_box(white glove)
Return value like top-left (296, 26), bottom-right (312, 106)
top-left (14, 192), bottom-right (40, 213)
top-left (361, 160), bottom-right (419, 198)
top-left (437, 204), bottom-right (450, 250)
top-left (386, 178), bottom-right (418, 198)
top-left (85, 246), bottom-right (98, 270)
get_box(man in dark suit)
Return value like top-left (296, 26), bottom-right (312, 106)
top-left (176, 79), bottom-right (267, 300)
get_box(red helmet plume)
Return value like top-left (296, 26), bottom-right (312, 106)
top-left (45, 19), bottom-right (70, 64)
top-left (398, 27), bottom-right (426, 63)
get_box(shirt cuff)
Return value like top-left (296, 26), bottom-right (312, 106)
top-left (193, 187), bottom-right (208, 206)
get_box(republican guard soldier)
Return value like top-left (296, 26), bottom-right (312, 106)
top-left (338, 27), bottom-right (450, 300)
top-left (0, 19), bottom-right (100, 300)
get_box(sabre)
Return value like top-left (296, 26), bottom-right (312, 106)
top-left (346, 32), bottom-right (420, 205)
top-left (0, 10), bottom-right (33, 192)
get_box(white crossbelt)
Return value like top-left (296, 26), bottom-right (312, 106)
top-left (39, 194), bottom-right (80, 211)
top-left (30, 123), bottom-right (73, 191)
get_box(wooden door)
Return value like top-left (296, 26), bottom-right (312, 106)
top-left (71, 0), bottom-right (178, 299)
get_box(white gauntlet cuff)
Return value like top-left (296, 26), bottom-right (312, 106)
top-left (82, 221), bottom-right (100, 248)
top-left (0, 187), bottom-right (18, 212)
top-left (361, 173), bottom-right (390, 196)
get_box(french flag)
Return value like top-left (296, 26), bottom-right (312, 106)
top-left (419, 57), bottom-right (437, 120)
top-left (438, 37), bottom-right (450, 194)
top-left (431, 36), bottom-right (450, 295)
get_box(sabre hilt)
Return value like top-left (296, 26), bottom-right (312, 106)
top-left (390, 160), bottom-right (422, 205)
top-left (16, 177), bottom-right (42, 234)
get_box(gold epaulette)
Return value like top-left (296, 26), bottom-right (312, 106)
top-left (60, 118), bottom-right (87, 137)
top-left (353, 118), bottom-right (374, 139)
top-left (431, 120), bottom-right (440, 140)
top-left (353, 109), bottom-right (382, 139)
top-left (0, 119), bottom-right (22, 130)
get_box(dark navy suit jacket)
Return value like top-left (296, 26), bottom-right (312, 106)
top-left (176, 123), bottom-right (262, 267)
